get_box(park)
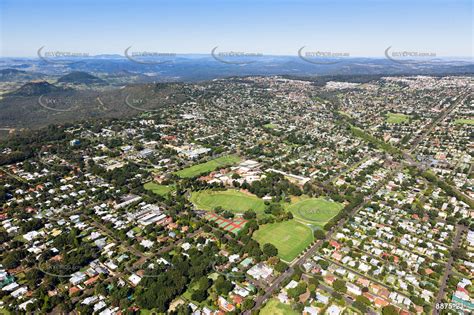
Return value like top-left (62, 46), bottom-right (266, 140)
top-left (287, 197), bottom-right (343, 227)
top-left (386, 112), bottom-right (410, 124)
top-left (252, 220), bottom-right (314, 262)
top-left (144, 182), bottom-right (175, 197)
top-left (174, 155), bottom-right (241, 178)
top-left (190, 189), bottom-right (266, 215)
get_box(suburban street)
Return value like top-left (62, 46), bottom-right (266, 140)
top-left (432, 225), bottom-right (466, 315)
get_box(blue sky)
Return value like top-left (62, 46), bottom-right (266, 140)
top-left (1, 0), bottom-right (472, 58)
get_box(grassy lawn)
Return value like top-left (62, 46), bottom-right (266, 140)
top-left (386, 112), bottom-right (410, 124)
top-left (260, 298), bottom-right (298, 315)
top-left (287, 197), bottom-right (343, 227)
top-left (253, 219), bottom-right (314, 262)
top-left (182, 281), bottom-right (200, 301)
top-left (175, 155), bottom-right (241, 178)
top-left (144, 182), bottom-right (175, 197)
top-left (0, 308), bottom-right (11, 315)
top-left (454, 118), bottom-right (474, 125)
top-left (132, 226), bottom-right (142, 233)
top-left (263, 123), bottom-right (278, 129)
top-left (190, 189), bottom-right (266, 214)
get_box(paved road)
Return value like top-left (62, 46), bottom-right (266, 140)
top-left (250, 90), bottom-right (470, 313)
top-left (0, 166), bottom-right (28, 183)
top-left (432, 225), bottom-right (466, 315)
top-left (317, 283), bottom-right (378, 315)
top-left (248, 267), bottom-right (295, 312)
top-left (249, 168), bottom-right (399, 312)
top-left (324, 256), bottom-right (410, 299)
top-left (409, 92), bottom-right (469, 153)
top-left (90, 220), bottom-right (146, 259)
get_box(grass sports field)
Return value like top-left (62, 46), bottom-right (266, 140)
top-left (287, 197), bottom-right (343, 227)
top-left (386, 112), bottom-right (410, 124)
top-left (263, 123), bottom-right (278, 129)
top-left (454, 118), bottom-right (474, 125)
top-left (144, 182), bottom-right (175, 197)
top-left (253, 220), bottom-right (313, 262)
top-left (174, 155), bottom-right (241, 178)
top-left (190, 189), bottom-right (266, 214)
top-left (260, 299), bottom-right (298, 315)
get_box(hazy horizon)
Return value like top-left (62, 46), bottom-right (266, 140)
top-left (1, 0), bottom-right (472, 58)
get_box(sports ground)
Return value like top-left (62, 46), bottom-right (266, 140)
top-left (204, 212), bottom-right (247, 234)
top-left (190, 189), bottom-right (266, 215)
top-left (252, 219), bottom-right (314, 262)
top-left (263, 123), bottom-right (279, 129)
top-left (192, 192), bottom-right (340, 261)
top-left (144, 182), bottom-right (175, 197)
top-left (174, 155), bottom-right (241, 178)
top-left (286, 197), bottom-right (343, 227)
top-left (386, 112), bottom-right (410, 124)
top-left (454, 118), bottom-right (474, 125)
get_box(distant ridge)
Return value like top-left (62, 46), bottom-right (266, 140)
top-left (0, 68), bottom-right (46, 82)
top-left (57, 71), bottom-right (106, 85)
top-left (9, 81), bottom-right (61, 96)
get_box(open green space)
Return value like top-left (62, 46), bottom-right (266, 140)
top-left (386, 112), bottom-right (410, 124)
top-left (454, 118), bottom-right (474, 125)
top-left (182, 281), bottom-right (200, 301)
top-left (144, 182), bottom-right (175, 197)
top-left (174, 154), bottom-right (241, 178)
top-left (260, 298), bottom-right (299, 315)
top-left (253, 219), bottom-right (314, 262)
top-left (140, 309), bottom-right (159, 315)
top-left (287, 197), bottom-right (343, 227)
top-left (190, 189), bottom-right (266, 214)
top-left (0, 308), bottom-right (11, 315)
top-left (263, 123), bottom-right (278, 129)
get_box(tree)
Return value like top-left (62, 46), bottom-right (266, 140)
top-left (243, 210), bottom-right (257, 220)
top-left (191, 290), bottom-right (208, 302)
top-left (267, 256), bottom-right (280, 266)
top-left (452, 248), bottom-right (467, 260)
top-left (262, 243), bottom-right (278, 257)
top-left (356, 295), bottom-right (371, 305)
top-left (353, 301), bottom-right (368, 313)
top-left (232, 173), bottom-right (241, 180)
top-left (222, 210), bottom-right (234, 219)
top-left (333, 279), bottom-right (347, 293)
top-left (313, 229), bottom-right (325, 240)
top-left (197, 277), bottom-right (212, 291)
top-left (2, 250), bottom-right (26, 269)
top-left (215, 276), bottom-right (234, 295)
top-left (288, 282), bottom-right (307, 299)
top-left (25, 269), bottom-right (43, 287)
top-left (318, 259), bottom-right (329, 270)
top-left (275, 261), bottom-right (288, 273)
top-left (242, 299), bottom-right (255, 311)
top-left (382, 305), bottom-right (399, 315)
